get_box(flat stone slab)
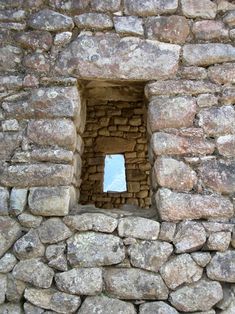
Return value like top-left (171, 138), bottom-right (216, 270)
top-left (55, 33), bottom-right (180, 81)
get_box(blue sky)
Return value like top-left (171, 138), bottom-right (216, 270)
top-left (103, 154), bottom-right (127, 192)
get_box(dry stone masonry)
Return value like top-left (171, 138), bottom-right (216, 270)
top-left (0, 0), bottom-right (235, 313)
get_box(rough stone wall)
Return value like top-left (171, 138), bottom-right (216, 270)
top-left (0, 0), bottom-right (235, 313)
top-left (80, 97), bottom-right (151, 209)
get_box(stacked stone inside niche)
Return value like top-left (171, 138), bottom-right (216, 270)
top-left (80, 83), bottom-right (151, 209)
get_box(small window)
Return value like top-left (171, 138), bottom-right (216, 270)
top-left (103, 154), bottom-right (127, 192)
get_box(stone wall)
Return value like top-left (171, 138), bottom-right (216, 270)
top-left (80, 95), bottom-right (151, 209)
top-left (0, 0), bottom-right (235, 313)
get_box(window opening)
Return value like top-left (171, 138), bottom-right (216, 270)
top-left (103, 154), bottom-right (127, 193)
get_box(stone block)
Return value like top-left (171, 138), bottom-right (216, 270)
top-left (17, 213), bottom-right (42, 229)
top-left (207, 231), bottom-right (231, 251)
top-left (6, 273), bottom-right (26, 302)
top-left (74, 13), bottom-right (113, 30)
top-left (158, 222), bottom-right (176, 242)
top-left (10, 188), bottom-right (27, 216)
top-left (46, 243), bottom-right (67, 272)
top-left (55, 268), bottom-right (103, 295)
top-left (173, 221), bottom-right (207, 253)
top-left (197, 94), bottom-right (218, 108)
top-left (114, 16), bottom-right (144, 36)
top-left (199, 159), bottom-right (235, 194)
top-left (179, 66), bottom-right (207, 80)
top-left (104, 268), bottom-right (168, 300)
top-left (192, 20), bottom-right (229, 41)
top-left (148, 96), bottom-right (196, 131)
top-left (208, 63), bottom-right (235, 84)
top-left (0, 217), bottom-right (21, 258)
top-left (67, 232), bottom-right (125, 267)
top-left (0, 45), bottom-right (22, 72)
top-left (0, 253), bottom-right (17, 273)
top-left (0, 188), bottom-right (9, 216)
top-left (181, 0), bottom-right (217, 18)
top-left (55, 33), bottom-right (181, 81)
top-left (223, 10), bottom-right (235, 26)
top-left (139, 302), bottom-right (178, 314)
top-left (154, 157), bottom-right (197, 192)
top-left (77, 295), bottom-right (136, 314)
top-left (124, 0), bottom-right (178, 16)
top-left (63, 213), bottom-right (118, 233)
top-left (145, 80), bottom-right (220, 98)
top-left (0, 164), bottom-right (73, 187)
top-left (28, 9), bottom-right (74, 31)
top-left (38, 218), bottom-right (72, 244)
top-left (169, 279), bottom-right (223, 312)
top-left (28, 186), bottom-right (71, 216)
top-left (118, 217), bottom-right (160, 240)
top-left (27, 119), bottom-right (76, 151)
top-left (207, 251), bottom-right (235, 282)
top-left (221, 86), bottom-right (235, 105)
top-left (160, 254), bottom-right (203, 290)
top-left (198, 105), bottom-right (235, 136)
top-left (54, 31), bottom-right (72, 46)
top-left (156, 188), bottom-right (233, 221)
top-left (128, 240), bottom-right (173, 272)
top-left (191, 252), bottom-right (211, 267)
top-left (217, 134), bottom-right (235, 157)
top-left (0, 274), bottom-right (7, 304)
top-left (12, 258), bottom-right (54, 288)
top-left (0, 132), bottom-right (21, 161)
top-left (15, 30), bottom-right (52, 51)
top-left (146, 15), bottom-right (189, 44)
top-left (183, 44), bottom-right (235, 66)
top-left (90, 0), bottom-right (121, 12)
top-left (151, 132), bottom-right (215, 156)
top-left (95, 136), bottom-right (135, 153)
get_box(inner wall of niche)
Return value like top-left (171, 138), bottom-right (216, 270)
top-left (80, 81), bottom-right (151, 209)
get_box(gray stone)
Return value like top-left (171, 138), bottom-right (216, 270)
top-left (0, 253), bottom-right (17, 273)
top-left (197, 94), bottom-right (218, 108)
top-left (55, 268), bottom-right (102, 295)
top-left (24, 302), bottom-right (44, 314)
top-left (200, 159), bottom-right (235, 194)
top-left (63, 213), bottom-right (118, 233)
top-left (24, 288), bottom-right (81, 313)
top-left (29, 9), bottom-right (74, 31)
top-left (181, 0), bottom-right (217, 18)
top-left (158, 222), bottom-right (176, 242)
top-left (224, 10), bottom-right (235, 26)
top-left (54, 31), bottom-right (72, 46)
top-left (217, 135), bottom-right (235, 157)
top-left (191, 252), bottom-right (211, 267)
top-left (104, 268), bottom-right (169, 300)
top-left (38, 218), bottom-right (72, 244)
top-left (208, 63), bottom-right (235, 84)
top-left (0, 45), bottom-right (22, 72)
top-left (3, 86), bottom-right (80, 119)
top-left (90, 0), bottom-right (121, 12)
top-left (0, 9), bottom-right (25, 21)
top-left (145, 80), bottom-right (220, 98)
top-left (124, 0), bottom-right (178, 16)
top-left (202, 222), bottom-right (234, 233)
top-left (15, 30), bottom-right (52, 51)
top-left (12, 258), bottom-right (54, 288)
top-left (180, 66), bottom-right (207, 80)
top-left (169, 279), bottom-right (223, 312)
top-left (192, 20), bottom-right (229, 41)
top-left (27, 119), bottom-right (77, 151)
top-left (0, 303), bottom-right (23, 314)
top-left (160, 254), bottom-right (203, 290)
top-left (207, 251), bottom-right (235, 282)
top-left (173, 221), bottom-right (207, 253)
top-left (2, 119), bottom-right (19, 131)
top-left (0, 163), bottom-right (73, 187)
top-left (10, 188), bottom-right (27, 215)
top-left (199, 105), bottom-right (235, 136)
top-left (55, 33), bottom-right (180, 81)
top-left (207, 232), bottom-right (231, 251)
top-left (0, 188), bottom-right (9, 215)
top-left (114, 16), bottom-right (144, 36)
top-left (148, 96), bottom-right (196, 131)
top-left (0, 274), bottom-right (7, 304)
top-left (0, 132), bottom-right (22, 161)
top-left (28, 186), bottom-right (71, 217)
top-left (183, 44), bottom-right (235, 66)
top-left (221, 86), bottom-right (235, 105)
top-left (156, 188), bottom-right (233, 221)
top-left (74, 13), bottom-right (113, 30)
top-left (6, 273), bottom-right (26, 302)
top-left (128, 240), bottom-right (173, 272)
top-left (67, 232), bottom-right (125, 267)
top-left (220, 299), bottom-right (235, 314)
top-left (0, 216), bottom-right (22, 258)
top-left (46, 243), bottom-right (67, 271)
top-left (154, 157), bottom-right (197, 192)
top-left (118, 217), bottom-right (160, 240)
top-left (13, 229), bottom-right (45, 260)
top-left (18, 213), bottom-right (42, 228)
top-left (77, 295), bottom-right (136, 314)
top-left (139, 301), bottom-right (179, 314)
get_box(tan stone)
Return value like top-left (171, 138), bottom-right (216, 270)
top-left (208, 63), bottom-right (235, 84)
top-left (95, 137), bottom-right (135, 153)
top-left (181, 0), bottom-right (217, 18)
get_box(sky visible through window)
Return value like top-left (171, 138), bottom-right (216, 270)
top-left (103, 154), bottom-right (127, 192)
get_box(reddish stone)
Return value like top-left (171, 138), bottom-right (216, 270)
top-left (208, 63), bottom-right (235, 84)
top-left (15, 31), bottom-right (52, 51)
top-left (179, 66), bottom-right (207, 80)
top-left (23, 53), bottom-right (50, 73)
top-left (192, 20), bottom-right (229, 41)
top-left (146, 15), bottom-right (189, 44)
top-left (221, 86), bottom-right (235, 105)
top-left (217, 135), bottom-right (235, 157)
